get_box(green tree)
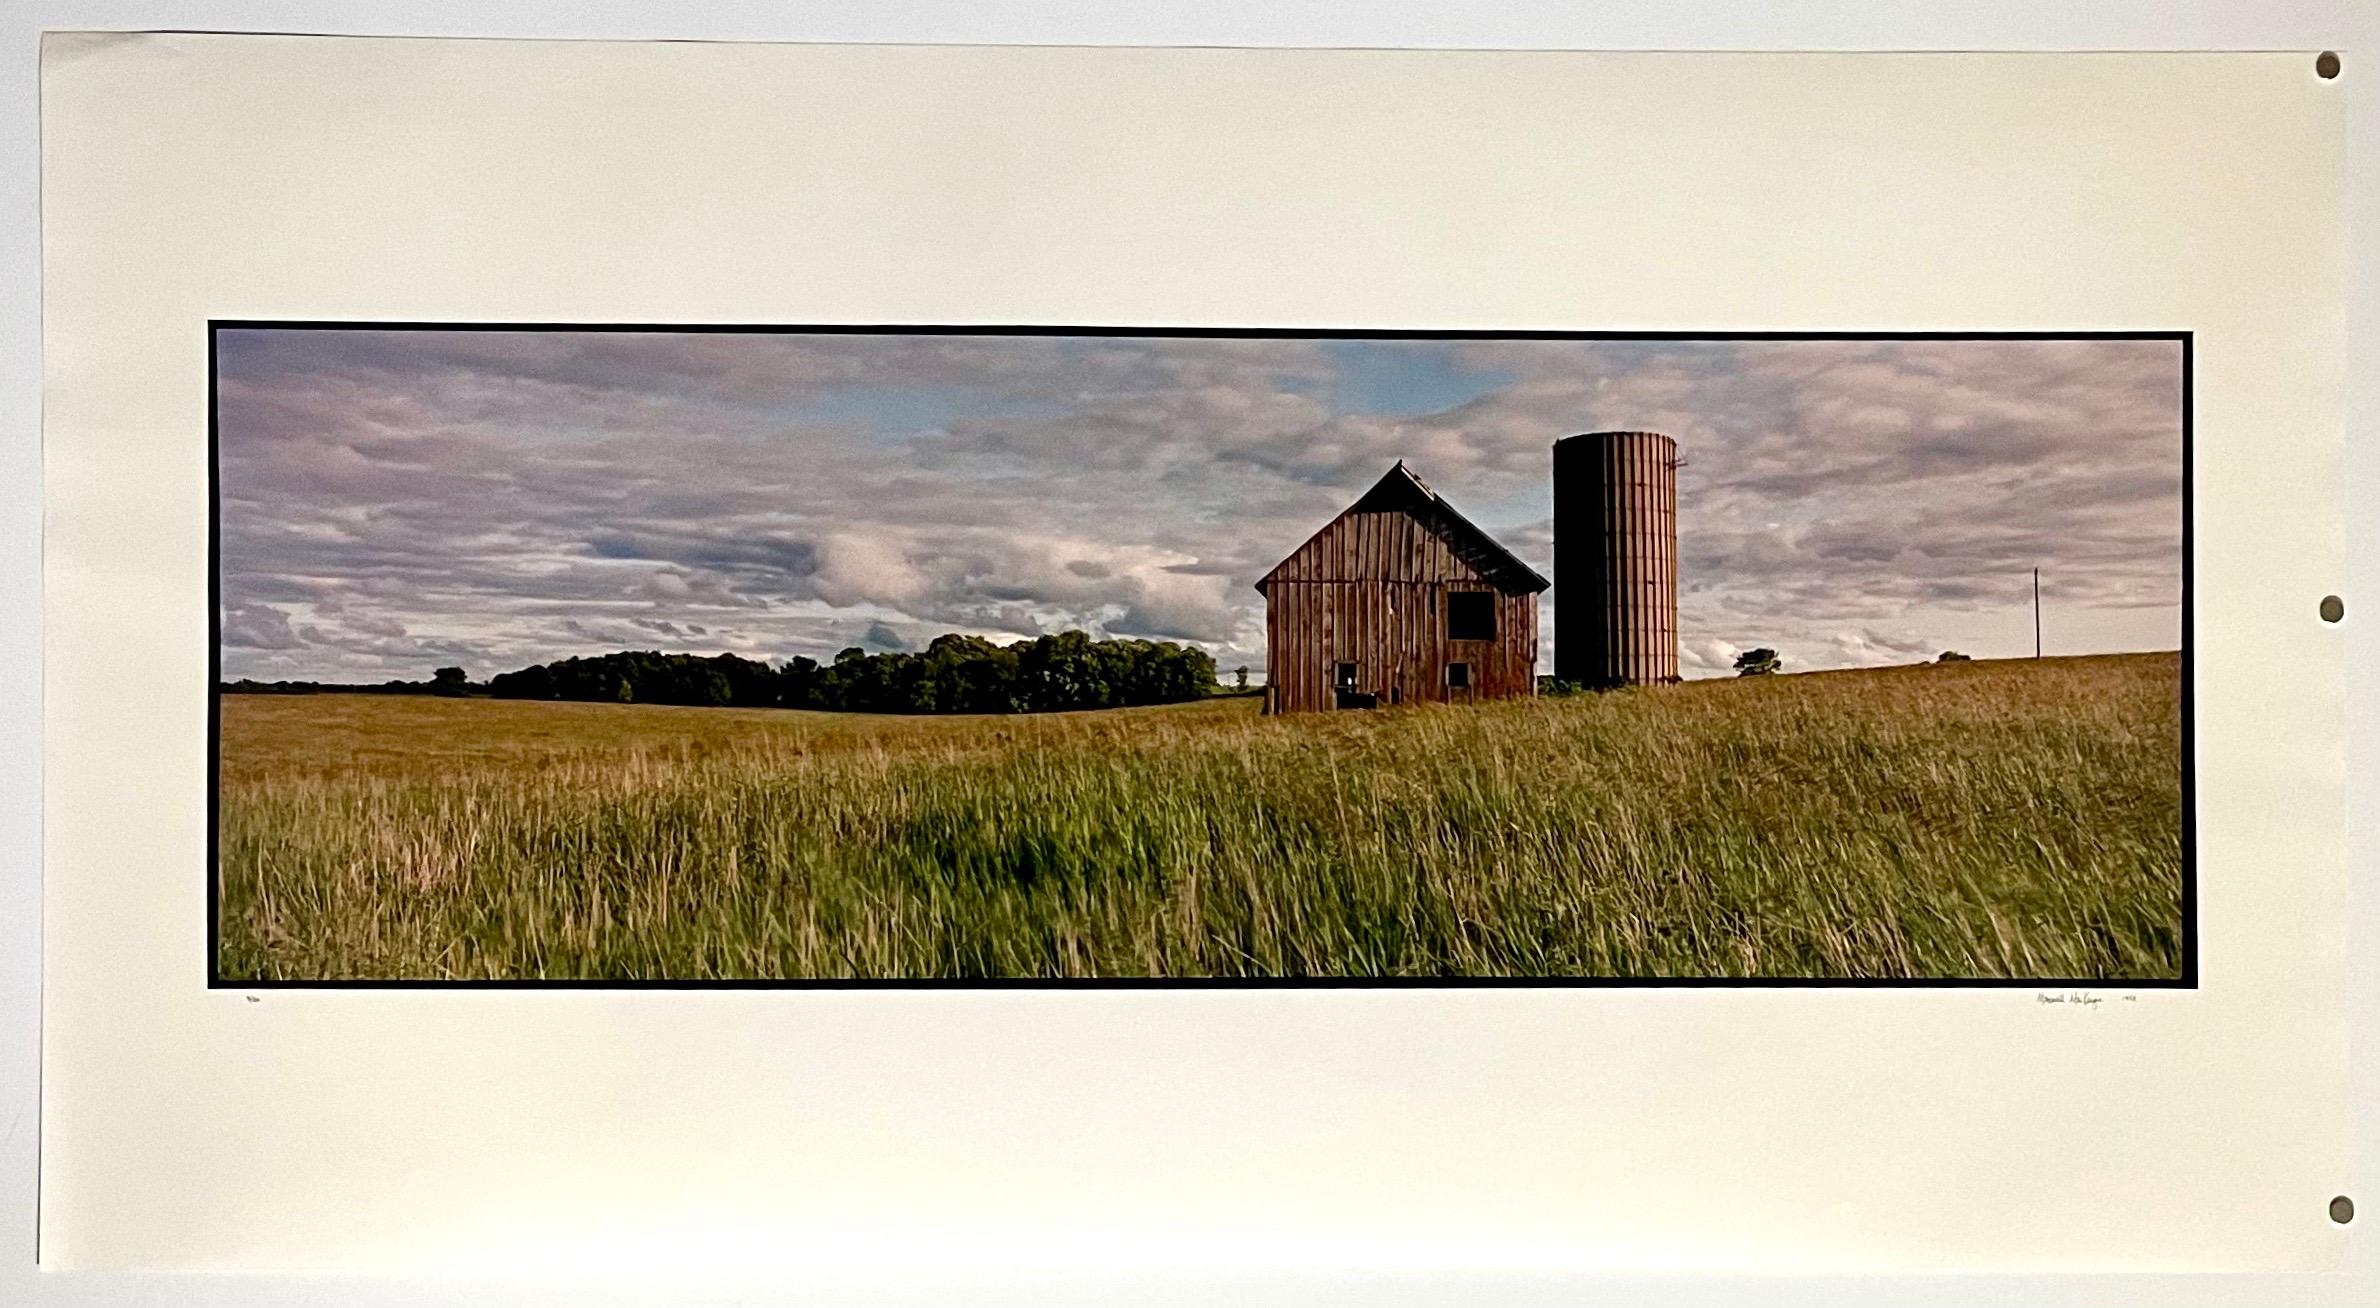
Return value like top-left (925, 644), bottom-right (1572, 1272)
top-left (485, 631), bottom-right (1213, 716)
top-left (1937, 650), bottom-right (1972, 663)
top-left (1734, 648), bottom-right (1781, 677)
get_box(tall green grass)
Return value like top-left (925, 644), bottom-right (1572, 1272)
top-left (217, 653), bottom-right (2183, 980)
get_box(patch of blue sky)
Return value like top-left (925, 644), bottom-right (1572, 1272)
top-left (1318, 340), bottom-right (1512, 417)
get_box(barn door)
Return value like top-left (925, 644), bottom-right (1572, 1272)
top-left (1332, 660), bottom-right (1377, 710)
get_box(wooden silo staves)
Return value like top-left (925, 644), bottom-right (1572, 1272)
top-left (1255, 462), bottom-right (1550, 713)
top-left (1552, 430), bottom-right (1679, 687)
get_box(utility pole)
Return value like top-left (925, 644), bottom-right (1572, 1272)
top-left (2033, 567), bottom-right (2042, 659)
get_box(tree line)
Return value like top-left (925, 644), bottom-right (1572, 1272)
top-left (224, 631), bottom-right (1223, 715)
top-left (222, 666), bottom-right (477, 697)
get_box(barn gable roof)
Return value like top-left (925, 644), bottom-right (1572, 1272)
top-left (1255, 461), bottom-right (1552, 595)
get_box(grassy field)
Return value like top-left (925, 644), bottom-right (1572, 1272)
top-left (216, 652), bottom-right (2184, 981)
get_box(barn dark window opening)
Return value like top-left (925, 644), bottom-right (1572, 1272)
top-left (1336, 661), bottom-right (1358, 688)
top-left (1447, 662), bottom-right (1472, 688)
top-left (1446, 592), bottom-right (1496, 641)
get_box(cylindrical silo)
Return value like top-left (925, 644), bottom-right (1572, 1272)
top-left (1553, 431), bottom-right (1679, 687)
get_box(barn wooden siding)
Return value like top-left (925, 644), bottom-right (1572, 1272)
top-left (1262, 509), bottom-right (1540, 714)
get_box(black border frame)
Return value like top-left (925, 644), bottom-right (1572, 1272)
top-left (207, 323), bottom-right (2196, 991)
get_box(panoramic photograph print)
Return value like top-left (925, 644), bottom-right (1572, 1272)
top-left (212, 327), bottom-right (2187, 983)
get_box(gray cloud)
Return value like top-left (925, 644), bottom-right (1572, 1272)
top-left (222, 602), bottom-right (303, 651)
top-left (217, 331), bottom-right (2180, 682)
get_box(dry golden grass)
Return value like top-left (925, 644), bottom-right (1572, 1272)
top-left (217, 653), bottom-right (2183, 981)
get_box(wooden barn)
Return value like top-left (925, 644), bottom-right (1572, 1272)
top-left (1256, 461), bottom-right (1549, 713)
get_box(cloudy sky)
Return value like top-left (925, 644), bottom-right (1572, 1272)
top-left (216, 329), bottom-right (2183, 683)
